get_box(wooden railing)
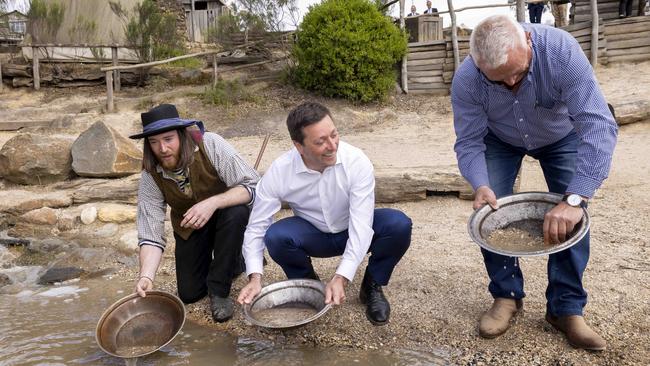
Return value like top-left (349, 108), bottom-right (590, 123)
top-left (15, 43), bottom-right (138, 91)
top-left (100, 51), bottom-right (221, 112)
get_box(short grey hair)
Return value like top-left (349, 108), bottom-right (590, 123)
top-left (470, 15), bottom-right (527, 69)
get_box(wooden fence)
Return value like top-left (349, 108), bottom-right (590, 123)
top-left (603, 16), bottom-right (650, 63)
top-left (397, 0), bottom-right (607, 95)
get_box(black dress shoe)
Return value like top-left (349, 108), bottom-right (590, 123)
top-left (210, 295), bottom-right (234, 323)
top-left (359, 270), bottom-right (390, 325)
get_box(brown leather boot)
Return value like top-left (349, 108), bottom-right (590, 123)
top-left (545, 314), bottom-right (606, 351)
top-left (478, 298), bottom-right (523, 339)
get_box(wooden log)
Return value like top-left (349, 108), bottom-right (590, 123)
top-left (407, 70), bottom-right (444, 77)
top-left (106, 71), bottom-right (114, 112)
top-left (604, 22), bottom-right (650, 36)
top-left (408, 63), bottom-right (446, 71)
top-left (408, 40), bottom-right (447, 48)
top-left (0, 61), bottom-right (3, 92)
top-left (408, 76), bottom-right (445, 83)
top-left (1, 64), bottom-right (31, 77)
top-left (101, 50), bottom-right (219, 72)
top-left (573, 34), bottom-right (605, 43)
top-left (607, 53), bottom-right (650, 63)
top-left (407, 58), bottom-right (448, 67)
top-left (606, 30), bottom-right (650, 42)
top-left (408, 50), bottom-right (449, 60)
top-left (607, 37), bottom-right (650, 49)
top-left (32, 47), bottom-right (40, 90)
top-left (111, 46), bottom-right (121, 92)
top-left (607, 45), bottom-right (650, 56)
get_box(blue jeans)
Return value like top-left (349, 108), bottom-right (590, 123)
top-left (482, 130), bottom-right (589, 316)
top-left (264, 208), bottom-right (412, 285)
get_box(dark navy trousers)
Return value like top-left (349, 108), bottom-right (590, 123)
top-left (482, 130), bottom-right (590, 316)
top-left (264, 208), bottom-right (412, 285)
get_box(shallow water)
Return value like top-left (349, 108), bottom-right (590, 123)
top-left (0, 264), bottom-right (449, 366)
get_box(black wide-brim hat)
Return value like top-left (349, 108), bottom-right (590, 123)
top-left (129, 103), bottom-right (204, 139)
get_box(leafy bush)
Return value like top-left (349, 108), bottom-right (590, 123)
top-left (291, 0), bottom-right (407, 102)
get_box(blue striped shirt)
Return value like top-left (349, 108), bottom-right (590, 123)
top-left (451, 23), bottom-right (618, 199)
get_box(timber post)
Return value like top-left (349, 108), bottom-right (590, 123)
top-left (106, 71), bottom-right (114, 112)
top-left (516, 0), bottom-right (526, 22)
top-left (111, 46), bottom-right (121, 92)
top-left (591, 0), bottom-right (599, 67)
top-left (400, 0), bottom-right (408, 93)
top-left (212, 54), bottom-right (218, 87)
top-left (448, 0), bottom-right (460, 71)
top-left (32, 46), bottom-right (40, 90)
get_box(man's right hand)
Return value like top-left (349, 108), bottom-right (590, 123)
top-left (237, 273), bottom-right (262, 304)
top-left (135, 276), bottom-right (154, 297)
top-left (473, 185), bottom-right (499, 210)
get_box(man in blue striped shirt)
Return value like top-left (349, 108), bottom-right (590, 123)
top-left (451, 15), bottom-right (617, 350)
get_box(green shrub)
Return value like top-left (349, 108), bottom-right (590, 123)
top-left (291, 0), bottom-right (407, 102)
top-left (202, 79), bottom-right (259, 106)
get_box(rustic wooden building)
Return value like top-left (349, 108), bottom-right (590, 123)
top-left (0, 10), bottom-right (27, 46)
top-left (181, 0), bottom-right (229, 42)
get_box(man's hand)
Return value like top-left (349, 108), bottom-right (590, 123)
top-left (180, 196), bottom-right (219, 229)
top-left (135, 276), bottom-right (154, 297)
top-left (325, 274), bottom-right (349, 306)
top-left (473, 185), bottom-right (499, 210)
top-left (543, 202), bottom-right (584, 244)
top-left (237, 273), bottom-right (262, 305)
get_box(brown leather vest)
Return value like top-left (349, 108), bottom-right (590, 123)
top-left (150, 141), bottom-right (227, 240)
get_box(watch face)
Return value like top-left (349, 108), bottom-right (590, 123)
top-left (567, 194), bottom-right (582, 207)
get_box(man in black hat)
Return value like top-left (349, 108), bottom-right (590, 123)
top-left (130, 104), bottom-right (259, 322)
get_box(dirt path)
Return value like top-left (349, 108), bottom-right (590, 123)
top-left (1, 61), bottom-right (649, 364)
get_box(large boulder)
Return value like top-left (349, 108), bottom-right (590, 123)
top-left (71, 121), bottom-right (142, 178)
top-left (0, 133), bottom-right (76, 185)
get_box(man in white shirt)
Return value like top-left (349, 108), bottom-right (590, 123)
top-left (237, 102), bottom-right (412, 325)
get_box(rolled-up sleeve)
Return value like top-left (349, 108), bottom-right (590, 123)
top-left (137, 171), bottom-right (167, 251)
top-left (203, 133), bottom-right (260, 205)
top-left (242, 166), bottom-right (282, 276)
top-left (336, 154), bottom-right (375, 282)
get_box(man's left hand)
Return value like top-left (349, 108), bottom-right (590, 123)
top-left (543, 202), bottom-right (584, 244)
top-left (325, 274), bottom-right (349, 306)
top-left (180, 196), bottom-right (219, 229)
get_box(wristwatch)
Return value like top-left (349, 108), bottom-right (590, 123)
top-left (563, 194), bottom-right (588, 209)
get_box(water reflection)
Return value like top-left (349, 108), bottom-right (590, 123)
top-left (0, 271), bottom-right (448, 366)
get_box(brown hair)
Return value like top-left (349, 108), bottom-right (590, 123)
top-left (142, 128), bottom-right (196, 174)
top-left (286, 102), bottom-right (332, 144)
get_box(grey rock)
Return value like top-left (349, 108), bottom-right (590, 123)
top-left (71, 121), bottom-right (142, 178)
top-left (0, 133), bottom-right (76, 185)
top-left (37, 266), bottom-right (85, 284)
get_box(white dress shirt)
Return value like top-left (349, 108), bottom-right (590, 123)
top-left (243, 141), bottom-right (375, 282)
